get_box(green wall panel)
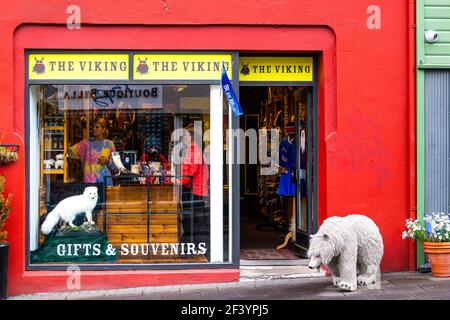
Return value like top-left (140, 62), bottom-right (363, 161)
top-left (419, 0), bottom-right (450, 66)
top-left (424, 20), bottom-right (450, 31)
top-left (425, 43), bottom-right (450, 55)
top-left (423, 56), bottom-right (450, 67)
top-left (425, 7), bottom-right (450, 19)
top-left (424, 0), bottom-right (450, 6)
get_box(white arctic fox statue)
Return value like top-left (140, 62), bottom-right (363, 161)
top-left (41, 186), bottom-right (98, 235)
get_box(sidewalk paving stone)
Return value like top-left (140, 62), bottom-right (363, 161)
top-left (389, 278), bottom-right (436, 287)
top-left (331, 295), bottom-right (373, 300)
top-left (191, 288), bottom-right (220, 297)
top-left (343, 288), bottom-right (385, 297)
top-left (410, 291), bottom-right (450, 300)
top-left (271, 294), bottom-right (309, 300)
top-left (237, 288), bottom-right (273, 297)
top-left (418, 283), bottom-right (450, 292)
top-left (369, 293), bottom-right (417, 300)
top-left (163, 292), bottom-right (203, 300)
top-left (376, 280), bottom-right (398, 288)
top-left (377, 285), bottom-right (428, 295)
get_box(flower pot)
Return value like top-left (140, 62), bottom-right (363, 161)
top-left (0, 242), bottom-right (9, 300)
top-left (423, 242), bottom-right (450, 277)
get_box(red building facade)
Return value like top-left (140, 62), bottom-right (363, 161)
top-left (0, 0), bottom-right (416, 296)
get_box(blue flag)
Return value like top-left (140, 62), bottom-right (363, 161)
top-left (221, 63), bottom-right (243, 116)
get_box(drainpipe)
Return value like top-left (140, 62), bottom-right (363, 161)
top-left (408, 0), bottom-right (417, 272)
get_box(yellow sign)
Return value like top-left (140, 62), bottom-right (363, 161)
top-left (28, 53), bottom-right (129, 80)
top-left (133, 54), bottom-right (232, 80)
top-left (239, 57), bottom-right (313, 82)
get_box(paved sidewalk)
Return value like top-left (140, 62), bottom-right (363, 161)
top-left (8, 267), bottom-right (450, 300)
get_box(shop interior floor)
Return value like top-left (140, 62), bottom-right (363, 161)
top-left (240, 248), bottom-right (300, 260)
top-left (240, 211), bottom-right (290, 249)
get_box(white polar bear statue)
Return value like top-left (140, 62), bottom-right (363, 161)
top-left (307, 214), bottom-right (384, 292)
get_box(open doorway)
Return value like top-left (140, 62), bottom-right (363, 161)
top-left (239, 86), bottom-right (310, 262)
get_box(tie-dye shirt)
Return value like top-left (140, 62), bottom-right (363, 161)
top-left (70, 138), bottom-right (116, 185)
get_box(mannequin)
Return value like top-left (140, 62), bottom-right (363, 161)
top-left (276, 121), bottom-right (296, 249)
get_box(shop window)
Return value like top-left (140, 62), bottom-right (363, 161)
top-left (28, 84), bottom-right (230, 266)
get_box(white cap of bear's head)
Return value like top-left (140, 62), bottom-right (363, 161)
top-left (307, 233), bottom-right (336, 270)
top-left (83, 186), bottom-right (98, 201)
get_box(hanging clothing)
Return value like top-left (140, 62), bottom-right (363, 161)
top-left (279, 137), bottom-right (296, 170)
top-left (278, 168), bottom-right (296, 197)
top-left (278, 137), bottom-right (296, 197)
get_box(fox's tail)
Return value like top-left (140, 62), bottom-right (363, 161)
top-left (41, 209), bottom-right (60, 235)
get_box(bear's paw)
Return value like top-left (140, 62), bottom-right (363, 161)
top-left (357, 275), bottom-right (376, 286)
top-left (332, 277), bottom-right (342, 286)
top-left (338, 281), bottom-right (356, 292)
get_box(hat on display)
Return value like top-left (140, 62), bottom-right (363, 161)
top-left (285, 121), bottom-right (295, 135)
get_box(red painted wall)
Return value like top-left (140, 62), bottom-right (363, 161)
top-left (0, 0), bottom-right (413, 296)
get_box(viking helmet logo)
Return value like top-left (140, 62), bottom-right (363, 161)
top-left (240, 62), bottom-right (250, 76)
top-left (33, 57), bottom-right (46, 74)
top-left (136, 57), bottom-right (149, 75)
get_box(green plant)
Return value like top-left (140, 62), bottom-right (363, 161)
top-left (0, 146), bottom-right (19, 165)
top-left (0, 176), bottom-right (12, 243)
top-left (59, 225), bottom-right (81, 233)
top-left (0, 134), bottom-right (19, 165)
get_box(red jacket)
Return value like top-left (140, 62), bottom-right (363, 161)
top-left (180, 142), bottom-right (209, 197)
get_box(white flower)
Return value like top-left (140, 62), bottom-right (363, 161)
top-left (403, 212), bottom-right (450, 242)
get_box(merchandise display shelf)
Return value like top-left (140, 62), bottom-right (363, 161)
top-left (43, 169), bottom-right (64, 174)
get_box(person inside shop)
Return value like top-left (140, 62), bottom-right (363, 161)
top-left (68, 117), bottom-right (116, 187)
top-left (178, 123), bottom-right (210, 258)
top-left (276, 121), bottom-right (297, 249)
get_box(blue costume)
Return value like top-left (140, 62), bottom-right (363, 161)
top-left (278, 127), bottom-right (306, 197)
top-left (278, 138), bottom-right (296, 197)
